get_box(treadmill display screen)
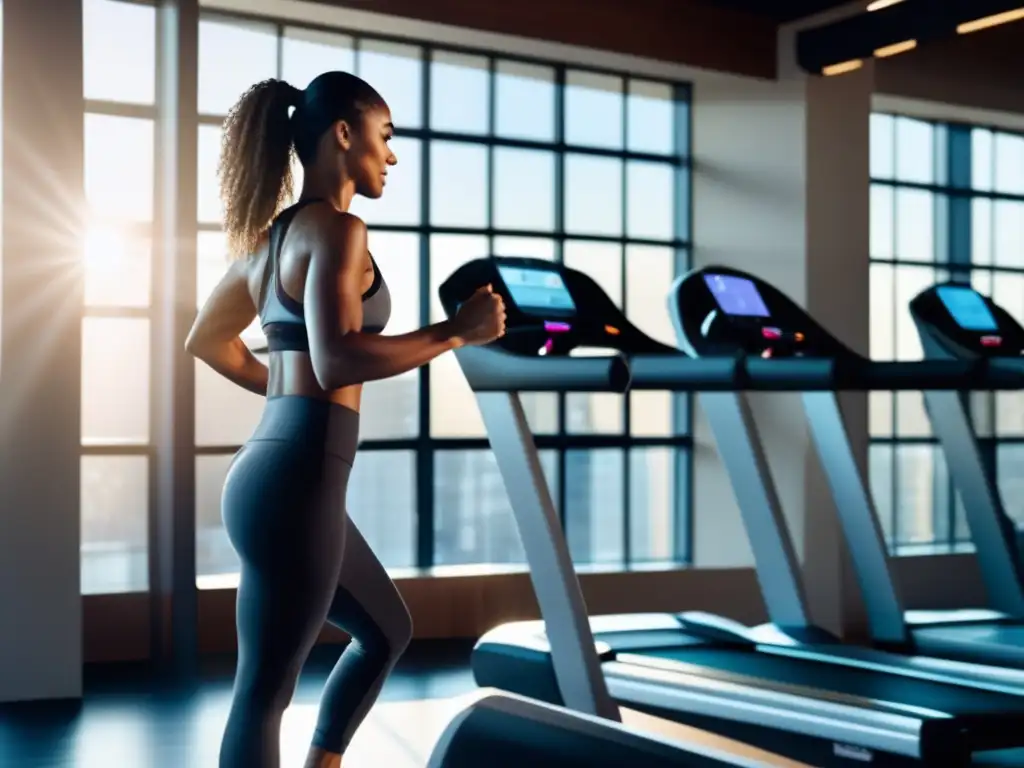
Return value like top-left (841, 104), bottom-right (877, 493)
top-left (936, 285), bottom-right (998, 332)
top-left (499, 265), bottom-right (576, 313)
top-left (704, 273), bottom-right (770, 318)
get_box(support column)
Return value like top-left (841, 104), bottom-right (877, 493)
top-left (689, 4), bottom-right (872, 638)
top-left (0, 0), bottom-right (85, 702)
top-left (800, 58), bottom-right (874, 638)
top-left (151, 0), bottom-right (199, 679)
top-left (690, 65), bottom-right (813, 577)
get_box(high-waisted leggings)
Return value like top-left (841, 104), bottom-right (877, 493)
top-left (218, 396), bottom-right (413, 768)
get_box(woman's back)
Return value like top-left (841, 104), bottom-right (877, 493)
top-left (249, 201), bottom-right (381, 410)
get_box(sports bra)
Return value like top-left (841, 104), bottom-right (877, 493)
top-left (259, 199), bottom-right (391, 353)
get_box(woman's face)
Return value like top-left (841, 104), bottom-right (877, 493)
top-left (346, 104), bottom-right (397, 199)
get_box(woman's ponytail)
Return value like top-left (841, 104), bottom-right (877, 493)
top-left (217, 79), bottom-right (302, 258)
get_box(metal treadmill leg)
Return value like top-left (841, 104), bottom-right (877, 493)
top-left (923, 389), bottom-right (1024, 616)
top-left (700, 391), bottom-right (813, 630)
top-left (475, 391), bottom-right (620, 721)
top-left (800, 391), bottom-right (910, 647)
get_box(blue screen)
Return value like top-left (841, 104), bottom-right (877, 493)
top-left (936, 285), bottom-right (998, 331)
top-left (704, 273), bottom-right (770, 318)
top-left (498, 266), bottom-right (576, 313)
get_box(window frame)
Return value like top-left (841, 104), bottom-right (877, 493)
top-left (80, 0), bottom-right (163, 595)
top-left (870, 111), bottom-right (1024, 555)
top-left (189, 9), bottom-right (696, 574)
top-left (79, 0), bottom-right (696, 598)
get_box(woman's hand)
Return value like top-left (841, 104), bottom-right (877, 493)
top-left (449, 285), bottom-right (507, 346)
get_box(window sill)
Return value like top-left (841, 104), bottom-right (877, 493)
top-left (195, 560), bottom-right (691, 591)
top-left (891, 541), bottom-right (976, 558)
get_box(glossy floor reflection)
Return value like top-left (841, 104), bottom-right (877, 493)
top-left (8, 641), bottom-right (1024, 768)
top-left (0, 641), bottom-right (476, 768)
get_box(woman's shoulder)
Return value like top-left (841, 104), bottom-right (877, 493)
top-left (303, 204), bottom-right (366, 231)
top-left (300, 207), bottom-right (369, 253)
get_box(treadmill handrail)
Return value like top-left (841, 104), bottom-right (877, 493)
top-left (627, 355), bottom-right (740, 391)
top-left (735, 357), bottom-right (984, 391)
top-left (742, 358), bottom-right (835, 391)
top-left (984, 357), bottom-right (1024, 389)
top-left (835, 358), bottom-right (980, 391)
top-left (454, 346), bottom-right (631, 393)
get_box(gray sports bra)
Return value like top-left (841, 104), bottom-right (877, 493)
top-left (259, 199), bottom-right (391, 352)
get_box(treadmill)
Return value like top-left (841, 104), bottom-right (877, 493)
top-left (439, 255), bottom-right (1024, 767)
top-left (666, 267), bottom-right (1024, 691)
top-left (692, 265), bottom-right (1024, 678)
top-left (888, 281), bottom-right (1024, 667)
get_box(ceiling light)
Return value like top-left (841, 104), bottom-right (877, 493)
top-left (957, 7), bottom-right (1024, 34)
top-left (822, 59), bottom-right (864, 76)
top-left (874, 39), bottom-right (918, 57)
top-left (867, 0), bottom-right (906, 10)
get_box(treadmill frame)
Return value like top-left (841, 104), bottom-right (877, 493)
top-left (919, 389), bottom-right (1024, 616)
top-left (666, 270), bottom-right (1024, 682)
top-left (801, 387), bottom-right (1024, 642)
top-left (799, 390), bottom-right (913, 644)
top-left (466, 378), bottom-right (940, 762)
top-left (698, 391), bottom-right (812, 631)
top-left (473, 388), bottom-right (619, 720)
top-left (670, 387), bottom-right (1024, 691)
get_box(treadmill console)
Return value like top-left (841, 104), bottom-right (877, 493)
top-left (439, 256), bottom-right (675, 358)
top-left (909, 282), bottom-right (1024, 360)
top-left (671, 266), bottom-right (848, 360)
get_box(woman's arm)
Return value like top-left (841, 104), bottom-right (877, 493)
top-left (304, 210), bottom-right (466, 391)
top-left (185, 257), bottom-right (269, 396)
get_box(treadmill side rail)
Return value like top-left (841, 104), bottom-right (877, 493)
top-left (603, 659), bottom-right (928, 759)
top-left (757, 642), bottom-right (1024, 696)
top-left (426, 690), bottom-right (778, 768)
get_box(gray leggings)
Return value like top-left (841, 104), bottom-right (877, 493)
top-left (218, 396), bottom-right (413, 768)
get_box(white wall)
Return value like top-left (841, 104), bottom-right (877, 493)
top-left (687, 67), bottom-right (809, 571)
top-left (686, 12), bottom-right (875, 634)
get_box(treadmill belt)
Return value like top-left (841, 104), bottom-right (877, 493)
top-left (916, 623), bottom-right (1024, 646)
top-left (914, 624), bottom-right (1024, 667)
top-left (642, 646), bottom-right (1024, 716)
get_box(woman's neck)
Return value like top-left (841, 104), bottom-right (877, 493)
top-left (299, 165), bottom-right (356, 212)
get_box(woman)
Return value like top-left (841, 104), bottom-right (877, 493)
top-left (185, 71), bottom-right (506, 768)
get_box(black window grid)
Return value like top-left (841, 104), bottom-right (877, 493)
top-left (82, 3), bottom-right (697, 572)
top-left (870, 112), bottom-right (1024, 554)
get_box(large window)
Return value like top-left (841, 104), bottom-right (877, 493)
top-left (869, 112), bottom-right (1024, 554)
top-left (193, 15), bottom-right (693, 582)
top-left (76, 4), bottom-right (692, 594)
top-left (80, 0), bottom-right (158, 595)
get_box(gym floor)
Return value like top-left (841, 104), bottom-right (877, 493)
top-left (0, 641), bottom-right (478, 768)
top-left (9, 640), bottom-right (1024, 767)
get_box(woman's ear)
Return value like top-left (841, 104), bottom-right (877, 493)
top-left (333, 119), bottom-right (353, 152)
